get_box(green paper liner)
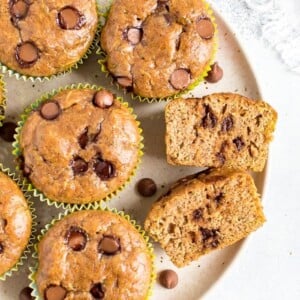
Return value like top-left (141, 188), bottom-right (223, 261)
top-left (0, 74), bottom-right (7, 126)
top-left (96, 0), bottom-right (218, 103)
top-left (28, 205), bottom-right (156, 299)
top-left (0, 163), bottom-right (37, 281)
top-left (12, 83), bottom-right (144, 210)
top-left (0, 1), bottom-right (102, 82)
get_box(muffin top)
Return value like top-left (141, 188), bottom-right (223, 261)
top-left (19, 88), bottom-right (142, 204)
top-left (36, 210), bottom-right (153, 300)
top-left (101, 0), bottom-right (216, 98)
top-left (0, 0), bottom-right (98, 77)
top-left (0, 171), bottom-right (32, 276)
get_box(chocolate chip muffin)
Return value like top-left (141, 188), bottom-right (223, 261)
top-left (17, 86), bottom-right (142, 205)
top-left (144, 168), bottom-right (265, 267)
top-left (0, 170), bottom-right (32, 277)
top-left (100, 0), bottom-right (216, 98)
top-left (35, 210), bottom-right (153, 300)
top-left (0, 1), bottom-right (98, 77)
top-left (0, 75), bottom-right (5, 126)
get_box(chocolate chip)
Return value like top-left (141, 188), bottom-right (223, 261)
top-left (57, 6), bottom-right (86, 30)
top-left (170, 69), bottom-right (191, 90)
top-left (40, 101), bottom-right (61, 120)
top-left (233, 137), bottom-right (245, 151)
top-left (65, 227), bottom-right (87, 251)
top-left (15, 41), bottom-right (39, 67)
top-left (196, 17), bottom-right (215, 39)
top-left (126, 27), bottom-right (143, 45)
top-left (214, 193), bottom-right (224, 205)
top-left (0, 218), bottom-right (7, 233)
top-left (19, 287), bottom-right (34, 300)
top-left (0, 121), bottom-right (17, 142)
top-left (72, 157), bottom-right (88, 175)
top-left (201, 104), bottom-right (217, 129)
top-left (98, 235), bottom-right (121, 255)
top-left (93, 157), bottom-right (116, 180)
top-left (200, 227), bottom-right (219, 242)
top-left (44, 285), bottom-right (67, 300)
top-left (137, 178), bottom-right (157, 197)
top-left (0, 242), bottom-right (4, 254)
top-left (221, 115), bottom-right (234, 132)
top-left (93, 90), bottom-right (114, 108)
top-left (255, 114), bottom-right (262, 126)
top-left (116, 77), bottom-right (133, 88)
top-left (159, 270), bottom-right (178, 289)
top-left (216, 152), bottom-right (226, 165)
top-left (90, 283), bottom-right (105, 299)
top-left (78, 128), bottom-right (89, 149)
top-left (193, 208), bottom-right (203, 220)
top-left (10, 0), bottom-right (29, 19)
top-left (206, 62), bottom-right (223, 83)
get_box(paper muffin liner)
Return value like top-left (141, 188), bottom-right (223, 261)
top-left (28, 205), bottom-right (156, 299)
top-left (0, 74), bottom-right (7, 126)
top-left (96, 0), bottom-right (218, 103)
top-left (12, 83), bottom-right (144, 210)
top-left (0, 163), bottom-right (37, 281)
top-left (0, 1), bottom-right (102, 82)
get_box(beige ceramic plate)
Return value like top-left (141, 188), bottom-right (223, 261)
top-left (0, 7), bottom-right (265, 300)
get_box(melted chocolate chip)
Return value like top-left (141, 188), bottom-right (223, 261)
top-left (19, 287), bottom-right (34, 300)
top-left (116, 76), bottom-right (133, 88)
top-left (0, 121), bottom-right (17, 142)
top-left (93, 90), bottom-right (114, 108)
top-left (200, 227), bottom-right (219, 241)
top-left (159, 270), bottom-right (178, 289)
top-left (93, 157), bottom-right (116, 180)
top-left (221, 115), bottom-right (234, 132)
top-left (201, 104), bottom-right (217, 129)
top-left (170, 69), bottom-right (191, 90)
top-left (233, 137), bottom-right (245, 151)
top-left (0, 242), bottom-right (4, 254)
top-left (40, 101), bottom-right (61, 120)
top-left (205, 62), bottom-right (223, 83)
top-left (72, 157), bottom-right (88, 175)
top-left (196, 17), bottom-right (215, 39)
top-left (10, 0), bottom-right (29, 19)
top-left (57, 6), bottom-right (86, 30)
top-left (126, 27), bottom-right (143, 45)
top-left (137, 178), bottom-right (157, 197)
top-left (15, 41), bottom-right (39, 67)
top-left (98, 235), bottom-right (121, 255)
top-left (90, 283), bottom-right (105, 299)
top-left (44, 285), bottom-right (67, 300)
top-left (65, 227), bottom-right (87, 251)
top-left (193, 208), bottom-right (203, 220)
top-left (214, 193), bottom-right (224, 205)
top-left (78, 128), bottom-right (89, 149)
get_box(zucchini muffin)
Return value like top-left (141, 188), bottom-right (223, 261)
top-left (0, 170), bottom-right (32, 277)
top-left (144, 168), bottom-right (265, 267)
top-left (165, 93), bottom-right (277, 172)
top-left (35, 210), bottom-right (153, 300)
top-left (18, 87), bottom-right (142, 204)
top-left (0, 0), bottom-right (98, 77)
top-left (101, 0), bottom-right (216, 98)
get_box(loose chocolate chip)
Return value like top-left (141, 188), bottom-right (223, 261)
top-left (40, 101), bottom-right (61, 120)
top-left (159, 270), bottom-right (178, 289)
top-left (57, 6), bottom-right (86, 30)
top-left (93, 158), bottom-right (116, 180)
top-left (10, 0), bottom-right (29, 19)
top-left (15, 41), bottom-right (39, 67)
top-left (0, 242), bottom-right (4, 254)
top-left (206, 62), bottom-right (223, 83)
top-left (93, 90), bottom-right (114, 108)
top-left (170, 69), bottom-right (191, 90)
top-left (0, 121), bottom-right (17, 142)
top-left (116, 76), bottom-right (133, 88)
top-left (233, 137), bottom-right (245, 151)
top-left (196, 17), bottom-right (215, 39)
top-left (19, 287), bottom-right (34, 300)
top-left (98, 235), bottom-right (121, 255)
top-left (221, 115), bottom-right (234, 132)
top-left (44, 285), bottom-right (67, 300)
top-left (193, 208), bottom-right (203, 220)
top-left (78, 128), bottom-right (89, 149)
top-left (126, 27), bottom-right (143, 45)
top-left (72, 157), bottom-right (88, 175)
top-left (201, 104), bottom-right (217, 129)
top-left (137, 178), bottom-right (157, 197)
top-left (65, 227), bottom-right (87, 251)
top-left (90, 283), bottom-right (105, 299)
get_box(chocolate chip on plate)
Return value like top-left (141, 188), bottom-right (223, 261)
top-left (93, 90), bottom-right (114, 108)
top-left (170, 69), bottom-right (191, 90)
top-left (116, 76), bottom-right (133, 88)
top-left (10, 0), bottom-right (29, 19)
top-left (19, 287), bottom-right (34, 300)
top-left (57, 6), bottom-right (86, 30)
top-left (90, 283), bottom-right (105, 299)
top-left (40, 101), bottom-right (61, 120)
top-left (65, 227), bottom-right (87, 251)
top-left (93, 158), bottom-right (116, 180)
top-left (137, 178), bottom-right (157, 197)
top-left (98, 235), bottom-right (121, 255)
top-left (205, 62), bottom-right (223, 83)
top-left (0, 121), bottom-right (17, 142)
top-left (126, 27), bottom-right (143, 45)
top-left (44, 285), bottom-right (67, 300)
top-left (196, 17), bottom-right (215, 39)
top-left (159, 269), bottom-right (178, 289)
top-left (15, 42), bottom-right (39, 67)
